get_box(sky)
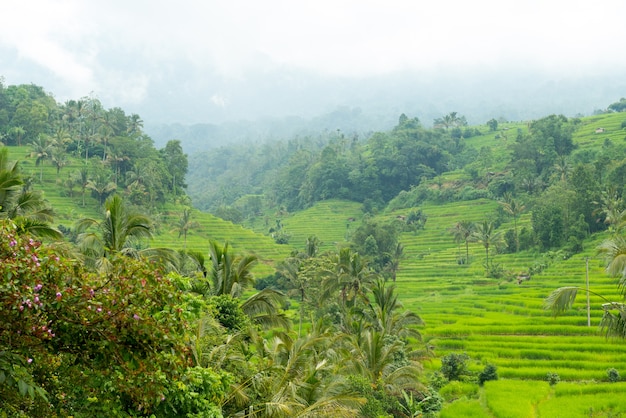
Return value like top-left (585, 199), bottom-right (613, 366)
top-left (2, 0), bottom-right (626, 127)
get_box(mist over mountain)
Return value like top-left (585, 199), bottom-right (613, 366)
top-left (145, 67), bottom-right (626, 151)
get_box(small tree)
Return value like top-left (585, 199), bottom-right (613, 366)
top-left (440, 353), bottom-right (469, 381)
top-left (546, 372), bottom-right (560, 386)
top-left (478, 363), bottom-right (498, 386)
top-left (607, 368), bottom-right (620, 383)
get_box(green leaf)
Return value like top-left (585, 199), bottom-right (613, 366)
top-left (544, 286), bottom-right (579, 315)
top-left (18, 379), bottom-right (28, 396)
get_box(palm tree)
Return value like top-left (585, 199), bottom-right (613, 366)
top-left (50, 145), bottom-right (68, 177)
top-left (450, 220), bottom-right (475, 265)
top-left (594, 187), bottom-right (626, 232)
top-left (29, 135), bottom-right (53, 182)
top-left (0, 148), bottom-right (61, 239)
top-left (500, 193), bottom-right (525, 252)
top-left (98, 111), bottom-right (115, 161)
top-left (174, 207), bottom-right (199, 250)
top-left (8, 126), bottom-right (26, 146)
top-left (278, 257), bottom-right (311, 335)
top-left (344, 328), bottom-right (423, 395)
top-left (554, 155), bottom-right (571, 183)
top-left (384, 242), bottom-right (404, 282)
top-left (367, 279), bottom-right (423, 341)
top-left (73, 166), bottom-right (90, 207)
top-left (127, 113), bottom-right (143, 137)
top-left (86, 172), bottom-right (117, 206)
top-left (234, 332), bottom-right (363, 417)
top-left (208, 240), bottom-right (257, 298)
top-left (240, 288), bottom-right (290, 331)
top-left (75, 194), bottom-right (174, 272)
top-left (305, 235), bottom-right (321, 258)
top-left (471, 220), bottom-right (503, 265)
top-left (321, 248), bottom-right (374, 307)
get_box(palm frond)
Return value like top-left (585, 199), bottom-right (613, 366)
top-left (13, 217), bottom-right (63, 240)
top-left (242, 289), bottom-right (291, 330)
top-left (600, 302), bottom-right (626, 339)
top-left (544, 286), bottom-right (579, 315)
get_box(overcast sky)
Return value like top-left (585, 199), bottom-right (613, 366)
top-left (2, 0), bottom-right (626, 125)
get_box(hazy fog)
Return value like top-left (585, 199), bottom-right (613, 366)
top-left (3, 0), bottom-right (626, 141)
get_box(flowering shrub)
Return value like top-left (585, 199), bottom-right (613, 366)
top-left (0, 221), bottom-right (228, 416)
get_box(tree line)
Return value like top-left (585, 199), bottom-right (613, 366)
top-left (0, 81), bottom-right (188, 211)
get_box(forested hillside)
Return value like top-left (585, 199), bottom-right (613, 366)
top-left (2, 79), bottom-right (626, 417)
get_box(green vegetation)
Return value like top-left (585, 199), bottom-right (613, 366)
top-left (3, 80), bottom-right (626, 416)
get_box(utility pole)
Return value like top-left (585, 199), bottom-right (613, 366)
top-left (586, 257), bottom-right (591, 327)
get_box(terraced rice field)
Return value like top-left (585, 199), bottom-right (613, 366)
top-left (258, 196), bottom-right (626, 414)
top-left (387, 199), bottom-right (626, 415)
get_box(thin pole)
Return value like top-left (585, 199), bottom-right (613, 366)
top-left (586, 257), bottom-right (591, 327)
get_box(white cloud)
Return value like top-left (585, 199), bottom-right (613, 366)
top-left (210, 93), bottom-right (228, 108)
top-left (2, 0), bottom-right (626, 121)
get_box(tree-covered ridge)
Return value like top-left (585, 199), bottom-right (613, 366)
top-left (188, 113), bottom-right (480, 214)
top-left (0, 81), bottom-right (188, 211)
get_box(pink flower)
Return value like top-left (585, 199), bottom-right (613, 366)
top-left (133, 314), bottom-right (140, 320)
top-left (9, 239), bottom-right (16, 247)
top-left (56, 292), bottom-right (62, 301)
top-left (34, 284), bottom-right (43, 292)
top-left (27, 358), bottom-right (33, 364)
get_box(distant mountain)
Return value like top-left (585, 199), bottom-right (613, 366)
top-left (145, 68), bottom-right (626, 152)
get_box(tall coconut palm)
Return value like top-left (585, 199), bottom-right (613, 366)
top-left (8, 126), bottom-right (26, 147)
top-left (384, 242), bottom-right (404, 282)
top-left (29, 135), bottom-right (53, 182)
top-left (278, 257), bottom-right (311, 335)
top-left (75, 194), bottom-right (175, 272)
top-left (450, 220), bottom-right (475, 265)
top-left (73, 166), bottom-right (90, 207)
top-left (50, 145), bottom-right (68, 177)
top-left (367, 279), bottom-right (423, 341)
top-left (174, 207), bottom-right (199, 250)
top-left (471, 220), bottom-right (503, 265)
top-left (500, 193), bottom-right (526, 252)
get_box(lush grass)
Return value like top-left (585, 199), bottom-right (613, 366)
top-left (484, 380), bottom-right (550, 418)
top-left (440, 398), bottom-right (490, 418)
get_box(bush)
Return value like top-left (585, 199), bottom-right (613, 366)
top-left (428, 371), bottom-right (449, 390)
top-left (419, 387), bottom-right (444, 417)
top-left (478, 363), bottom-right (498, 386)
top-left (546, 372), bottom-right (560, 386)
top-left (440, 353), bottom-right (470, 381)
top-left (484, 261), bottom-right (505, 279)
top-left (607, 368), bottom-right (620, 383)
